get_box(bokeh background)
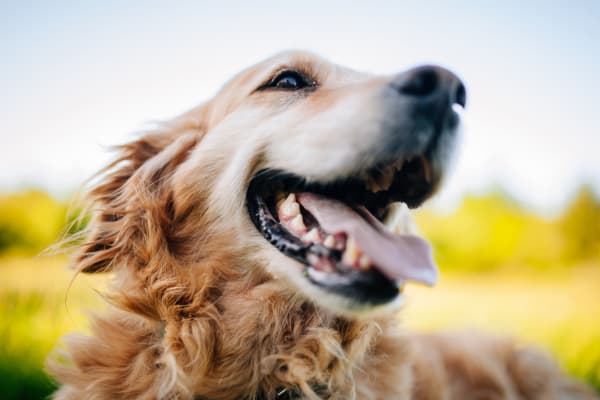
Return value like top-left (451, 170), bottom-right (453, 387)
top-left (2, 1), bottom-right (599, 398)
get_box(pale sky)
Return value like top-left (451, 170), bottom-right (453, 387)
top-left (1, 1), bottom-right (599, 213)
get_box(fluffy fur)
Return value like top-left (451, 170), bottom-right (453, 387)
top-left (47, 51), bottom-right (597, 399)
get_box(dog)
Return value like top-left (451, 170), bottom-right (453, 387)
top-left (47, 51), bottom-right (597, 399)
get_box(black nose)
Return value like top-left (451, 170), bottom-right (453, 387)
top-left (394, 65), bottom-right (466, 109)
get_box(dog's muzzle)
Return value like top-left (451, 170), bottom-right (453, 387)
top-left (247, 64), bottom-right (467, 309)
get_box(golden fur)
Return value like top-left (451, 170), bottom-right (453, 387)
top-left (47, 51), bottom-right (597, 399)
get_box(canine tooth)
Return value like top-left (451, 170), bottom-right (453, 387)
top-left (342, 238), bottom-right (361, 266)
top-left (359, 255), bottom-right (372, 270)
top-left (323, 235), bottom-right (336, 248)
top-left (367, 176), bottom-right (385, 193)
top-left (379, 166), bottom-right (395, 191)
top-left (393, 158), bottom-right (405, 171)
top-left (364, 176), bottom-right (378, 192)
top-left (289, 214), bottom-right (307, 234)
top-left (279, 193), bottom-right (300, 220)
top-left (302, 228), bottom-right (321, 243)
top-left (275, 192), bottom-right (286, 205)
top-left (367, 166), bottom-right (395, 193)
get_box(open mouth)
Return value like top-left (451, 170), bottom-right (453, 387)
top-left (247, 154), bottom-right (441, 306)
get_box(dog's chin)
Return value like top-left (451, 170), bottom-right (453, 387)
top-left (263, 246), bottom-right (405, 317)
top-left (246, 138), bottom-right (450, 314)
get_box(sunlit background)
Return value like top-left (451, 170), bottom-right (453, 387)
top-left (1, 1), bottom-right (599, 398)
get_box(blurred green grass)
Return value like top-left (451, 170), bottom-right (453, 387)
top-left (0, 186), bottom-right (599, 398)
top-left (1, 256), bottom-right (598, 398)
top-left (0, 256), bottom-right (107, 399)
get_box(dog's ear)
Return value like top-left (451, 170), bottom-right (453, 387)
top-left (76, 114), bottom-right (205, 273)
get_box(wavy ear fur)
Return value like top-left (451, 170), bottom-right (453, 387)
top-left (77, 123), bottom-right (201, 273)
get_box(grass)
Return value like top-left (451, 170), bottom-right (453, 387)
top-left (1, 256), bottom-right (599, 398)
top-left (0, 256), bottom-right (106, 399)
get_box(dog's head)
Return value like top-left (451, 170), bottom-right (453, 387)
top-left (78, 51), bottom-right (465, 316)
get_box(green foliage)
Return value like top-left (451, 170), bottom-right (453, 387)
top-left (0, 191), bottom-right (67, 254)
top-left (560, 185), bottom-right (600, 261)
top-left (0, 190), bottom-right (87, 255)
top-left (0, 256), bottom-right (106, 399)
top-left (0, 290), bottom-right (58, 399)
top-left (416, 186), bottom-right (600, 272)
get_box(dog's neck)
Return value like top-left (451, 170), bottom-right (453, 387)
top-left (114, 260), bottom-right (400, 399)
top-left (59, 237), bottom-right (410, 400)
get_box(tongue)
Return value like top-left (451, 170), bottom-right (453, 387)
top-left (297, 192), bottom-right (438, 286)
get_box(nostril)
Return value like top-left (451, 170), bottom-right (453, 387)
top-left (455, 82), bottom-right (466, 108)
top-left (399, 68), bottom-right (439, 97)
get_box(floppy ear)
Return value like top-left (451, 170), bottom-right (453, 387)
top-left (76, 118), bottom-right (203, 273)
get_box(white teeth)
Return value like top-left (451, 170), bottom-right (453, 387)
top-left (364, 176), bottom-right (380, 193)
top-left (343, 237), bottom-right (371, 270)
top-left (342, 237), bottom-right (361, 266)
top-left (275, 192), bottom-right (286, 205)
top-left (302, 228), bottom-right (321, 243)
top-left (366, 177), bottom-right (385, 193)
top-left (365, 164), bottom-right (397, 193)
top-left (393, 158), bottom-right (405, 171)
top-left (379, 166), bottom-right (395, 191)
top-left (278, 193), bottom-right (300, 221)
top-left (323, 235), bottom-right (336, 248)
top-left (289, 214), bottom-right (307, 235)
top-left (359, 255), bottom-right (372, 270)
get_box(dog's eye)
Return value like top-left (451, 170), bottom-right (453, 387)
top-left (269, 70), bottom-right (310, 90)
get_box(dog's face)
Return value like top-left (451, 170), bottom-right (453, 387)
top-left (82, 51), bottom-right (465, 316)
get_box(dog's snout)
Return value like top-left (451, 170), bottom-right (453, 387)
top-left (394, 65), bottom-right (466, 109)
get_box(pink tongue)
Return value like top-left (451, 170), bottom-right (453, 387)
top-left (297, 193), bottom-right (438, 286)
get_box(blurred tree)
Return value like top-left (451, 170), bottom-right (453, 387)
top-left (0, 191), bottom-right (67, 254)
top-left (417, 192), bottom-right (526, 271)
top-left (559, 185), bottom-right (600, 262)
top-left (417, 191), bottom-right (570, 272)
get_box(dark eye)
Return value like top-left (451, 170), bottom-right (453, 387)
top-left (269, 70), bottom-right (310, 90)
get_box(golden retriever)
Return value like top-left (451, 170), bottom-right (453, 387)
top-left (47, 51), bottom-right (597, 400)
